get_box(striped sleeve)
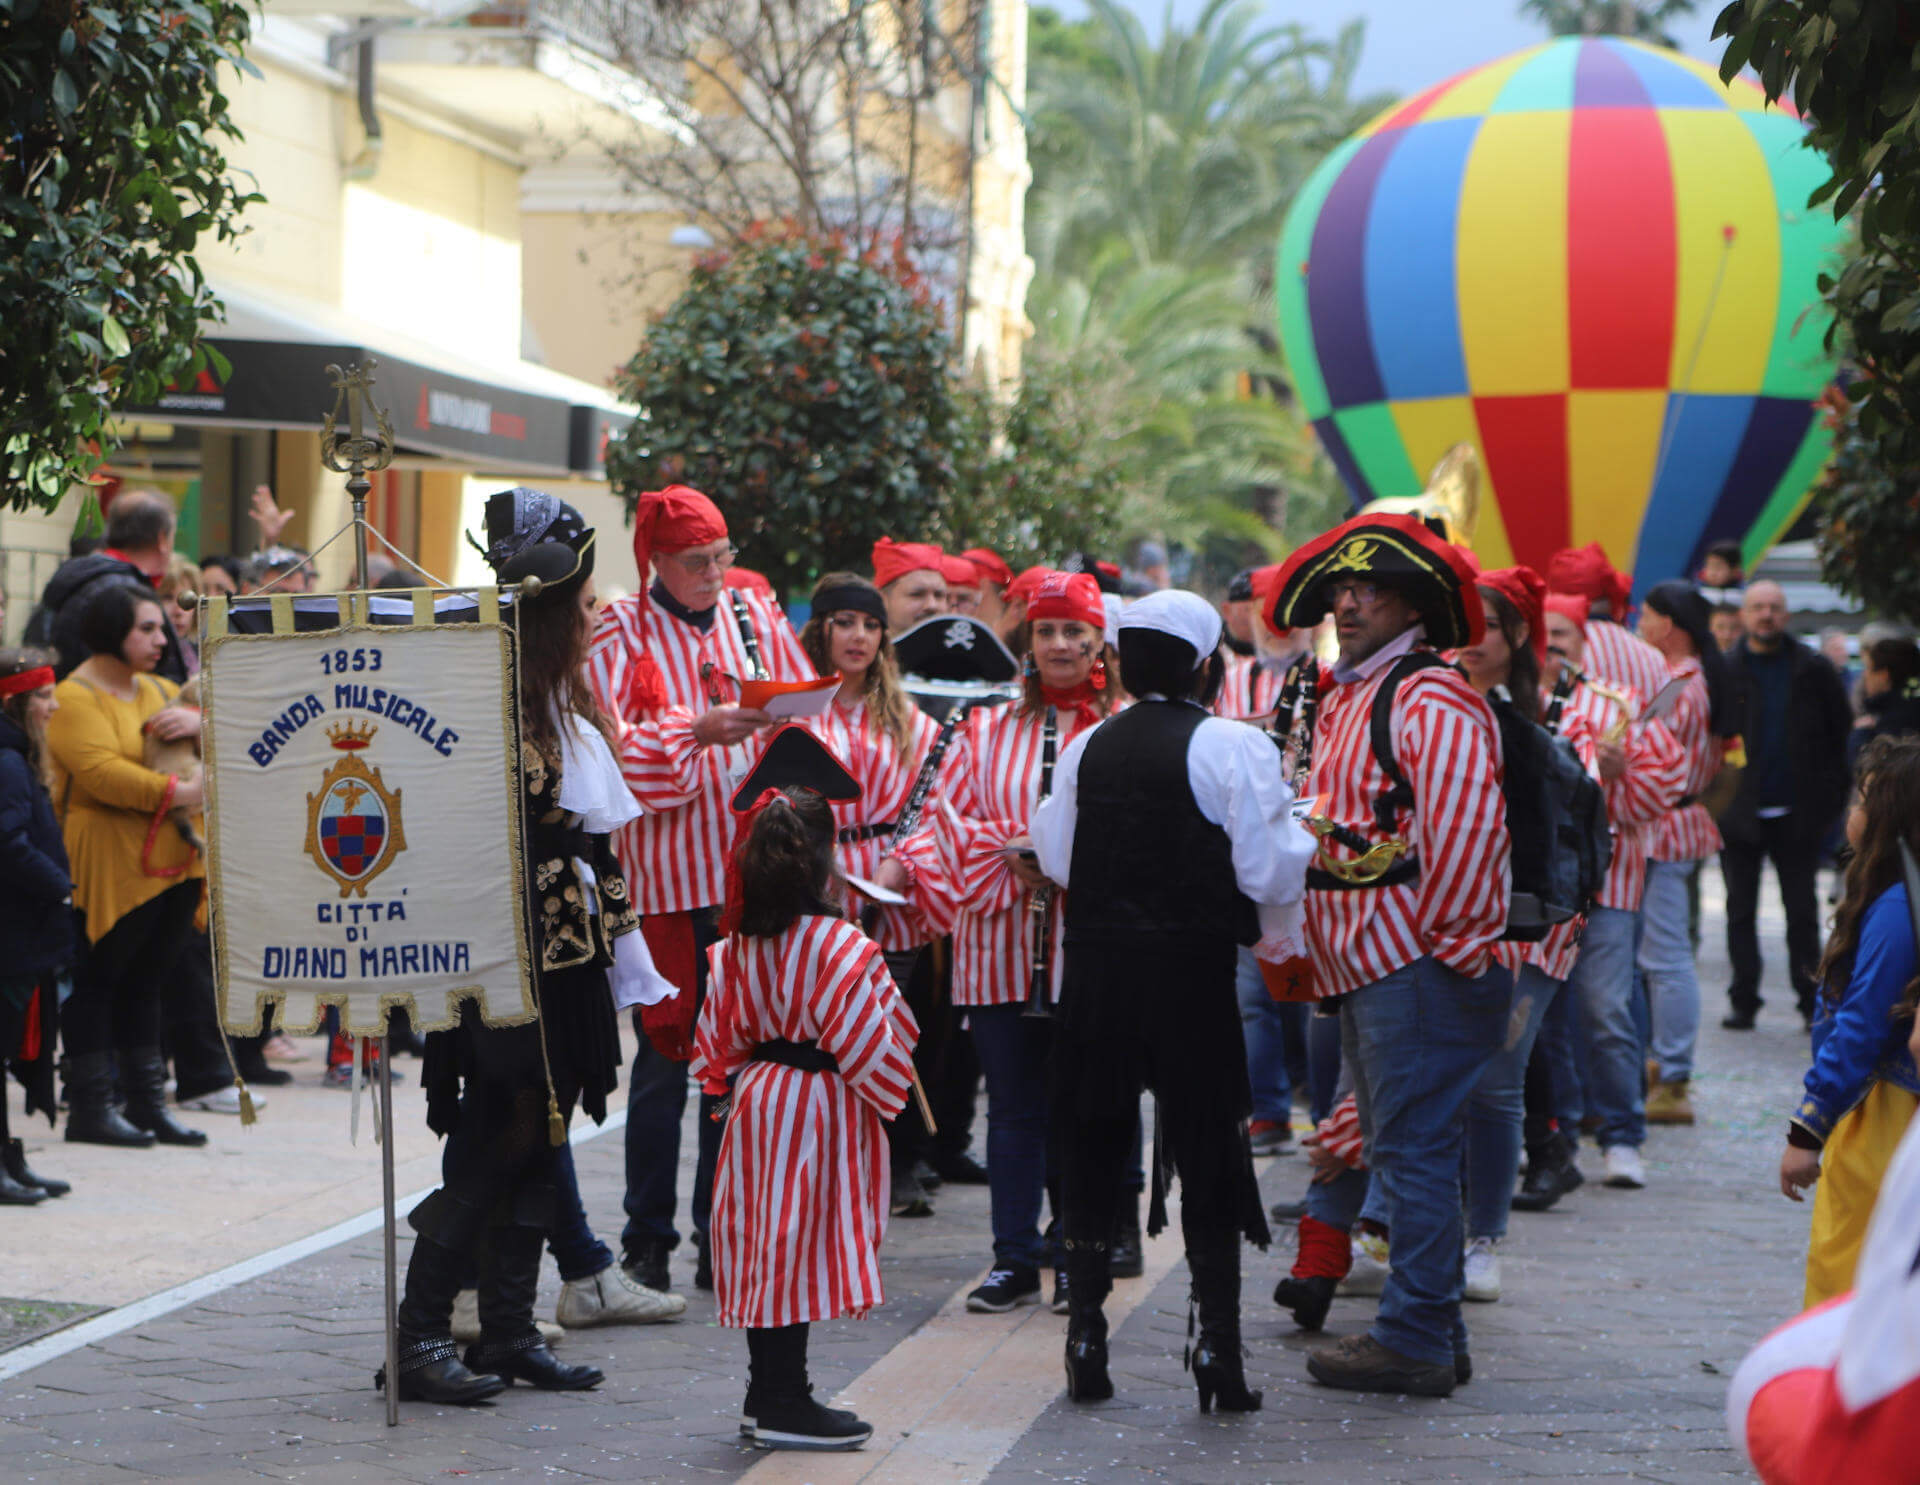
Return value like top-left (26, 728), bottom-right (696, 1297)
top-left (1316, 1094), bottom-right (1365, 1169)
top-left (1395, 670), bottom-right (1511, 980)
top-left (810, 924), bottom-right (918, 1119)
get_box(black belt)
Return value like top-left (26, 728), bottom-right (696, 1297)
top-left (835, 822), bottom-right (896, 845)
top-left (751, 1039), bottom-right (839, 1073)
top-left (1674, 793), bottom-right (1699, 808)
top-left (1305, 859), bottom-right (1422, 892)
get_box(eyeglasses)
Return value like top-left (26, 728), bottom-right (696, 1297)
top-left (673, 545), bottom-right (738, 577)
top-left (1326, 578), bottom-right (1387, 606)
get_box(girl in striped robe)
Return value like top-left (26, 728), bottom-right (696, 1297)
top-left (693, 782), bottom-right (919, 1452)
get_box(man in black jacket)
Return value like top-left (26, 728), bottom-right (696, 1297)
top-left (1719, 581), bottom-right (1854, 1028)
top-left (24, 491), bottom-right (187, 683)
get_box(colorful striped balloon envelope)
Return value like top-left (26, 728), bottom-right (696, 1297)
top-left (1275, 37), bottom-right (1843, 592)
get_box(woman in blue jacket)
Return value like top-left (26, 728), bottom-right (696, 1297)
top-left (1779, 735), bottom-right (1920, 1305)
top-left (0, 649), bottom-right (76, 1203)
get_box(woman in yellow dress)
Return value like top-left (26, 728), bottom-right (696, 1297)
top-left (46, 580), bottom-right (207, 1149)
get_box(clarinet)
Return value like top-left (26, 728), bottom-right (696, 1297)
top-left (1543, 662), bottom-right (1577, 737)
top-left (730, 588), bottom-right (769, 682)
top-left (1023, 706), bottom-right (1059, 1020)
top-left (888, 699), bottom-right (973, 849)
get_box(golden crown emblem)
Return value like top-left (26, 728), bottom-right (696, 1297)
top-left (325, 720), bottom-right (377, 752)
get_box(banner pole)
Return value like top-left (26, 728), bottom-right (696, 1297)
top-left (379, 1033), bottom-right (399, 1427)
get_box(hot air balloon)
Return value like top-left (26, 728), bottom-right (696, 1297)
top-left (1274, 37), bottom-right (1844, 593)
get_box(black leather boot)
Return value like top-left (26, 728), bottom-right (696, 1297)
top-left (6, 1139), bottom-right (69, 1197)
top-left (1272, 1274), bottom-right (1337, 1331)
top-left (120, 1047), bottom-right (207, 1147)
top-left (1186, 1239), bottom-right (1261, 1414)
top-left (1063, 1240), bottom-right (1113, 1402)
top-left (466, 1222), bottom-right (602, 1390)
top-left (1109, 1191), bottom-right (1144, 1279)
top-left (381, 1192), bottom-right (506, 1405)
top-left (0, 1160), bottom-right (44, 1205)
top-left (62, 1052), bottom-right (154, 1147)
top-left (1511, 1131), bottom-right (1584, 1212)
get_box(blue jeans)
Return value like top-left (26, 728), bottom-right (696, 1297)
top-left (1343, 955), bottom-right (1509, 1367)
top-left (1464, 965), bottom-right (1558, 1242)
top-left (1570, 905), bottom-right (1645, 1150)
top-left (1306, 1007), bottom-right (1343, 1125)
top-left (1535, 972), bottom-right (1584, 1134)
top-left (1639, 860), bottom-right (1702, 1083)
top-left (969, 1003), bottom-right (1059, 1273)
top-left (549, 1140), bottom-right (614, 1282)
top-left (1237, 947), bottom-right (1294, 1124)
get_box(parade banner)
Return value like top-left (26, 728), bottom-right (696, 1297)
top-left (201, 592), bottom-right (534, 1037)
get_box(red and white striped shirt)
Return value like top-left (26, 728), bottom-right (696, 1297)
top-left (1315, 1091), bottom-right (1365, 1169)
top-left (1581, 619), bottom-right (1671, 713)
top-left (921, 700), bottom-right (1107, 1008)
top-left (693, 914), bottom-right (918, 1329)
top-left (586, 589), bottom-right (814, 914)
top-left (1303, 648), bottom-right (1509, 997)
top-left (1646, 658), bottom-right (1722, 863)
top-left (1216, 652), bottom-right (1284, 723)
top-left (1555, 677), bottom-right (1687, 912)
top-left (804, 697), bottom-right (950, 952)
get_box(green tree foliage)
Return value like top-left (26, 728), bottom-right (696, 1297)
top-left (608, 227), bottom-right (966, 596)
top-left (1716, 0), bottom-right (1920, 620)
top-left (1025, 0), bottom-right (1377, 578)
top-left (1521, 0), bottom-right (1698, 44)
top-left (2, 0), bottom-right (259, 511)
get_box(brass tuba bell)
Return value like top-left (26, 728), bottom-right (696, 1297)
top-left (1359, 443), bottom-right (1482, 549)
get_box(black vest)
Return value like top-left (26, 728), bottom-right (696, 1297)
top-left (1063, 701), bottom-right (1260, 949)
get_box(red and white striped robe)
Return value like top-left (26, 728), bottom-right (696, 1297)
top-left (1303, 657), bottom-right (1509, 998)
top-left (919, 700), bottom-right (1107, 1008)
top-left (1646, 658), bottom-right (1722, 863)
top-left (1216, 651), bottom-right (1283, 723)
top-left (586, 589), bottom-right (814, 913)
top-left (803, 697), bottom-right (950, 952)
top-left (693, 914), bottom-right (918, 1329)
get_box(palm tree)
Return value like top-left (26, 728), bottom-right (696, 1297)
top-left (1518, 0), bottom-right (1698, 47)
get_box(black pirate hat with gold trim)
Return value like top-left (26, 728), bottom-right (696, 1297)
top-left (470, 486), bottom-right (596, 593)
top-left (1268, 510), bottom-right (1484, 649)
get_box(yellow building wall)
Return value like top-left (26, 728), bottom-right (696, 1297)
top-left (520, 210), bottom-right (685, 391)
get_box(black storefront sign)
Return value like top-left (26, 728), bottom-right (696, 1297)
top-left (128, 337), bottom-right (625, 477)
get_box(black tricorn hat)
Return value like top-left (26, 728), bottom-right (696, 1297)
top-left (471, 487), bottom-right (596, 591)
top-left (893, 615), bottom-right (1020, 683)
top-left (730, 725), bottom-right (862, 812)
top-left (1267, 511), bottom-right (1484, 650)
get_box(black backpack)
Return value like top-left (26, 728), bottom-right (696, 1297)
top-left (1367, 653), bottom-right (1611, 942)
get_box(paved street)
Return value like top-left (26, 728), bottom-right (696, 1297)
top-left (1, 879), bottom-right (1819, 1482)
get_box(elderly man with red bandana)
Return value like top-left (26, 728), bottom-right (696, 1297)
top-left (587, 485), bottom-right (815, 1300)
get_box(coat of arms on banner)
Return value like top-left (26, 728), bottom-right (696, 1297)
top-left (306, 722), bottom-right (407, 895)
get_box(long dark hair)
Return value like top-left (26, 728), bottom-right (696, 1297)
top-left (798, 572), bottom-right (914, 753)
top-left (734, 787), bottom-right (840, 937)
top-left (1477, 587), bottom-right (1541, 723)
top-left (0, 647), bottom-right (56, 784)
top-left (517, 587), bottom-right (612, 756)
top-left (1643, 580), bottom-right (1734, 737)
top-left (1816, 736), bottom-right (1920, 1012)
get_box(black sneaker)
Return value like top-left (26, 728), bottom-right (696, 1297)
top-left (1049, 1270), bottom-right (1070, 1315)
top-left (1721, 1011), bottom-right (1757, 1031)
top-left (693, 1230), bottom-right (714, 1292)
top-left (965, 1264), bottom-right (1041, 1313)
top-left (623, 1238), bottom-right (671, 1294)
top-left (752, 1394), bottom-right (873, 1451)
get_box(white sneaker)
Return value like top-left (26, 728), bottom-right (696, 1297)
top-left (1602, 1145), bottom-right (1646, 1189)
top-left (452, 1288), bottom-right (564, 1345)
top-left (556, 1262), bottom-right (687, 1327)
top-left (1335, 1230), bottom-right (1391, 1297)
top-left (181, 1086), bottom-right (264, 1115)
top-left (1462, 1236), bottom-right (1501, 1302)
